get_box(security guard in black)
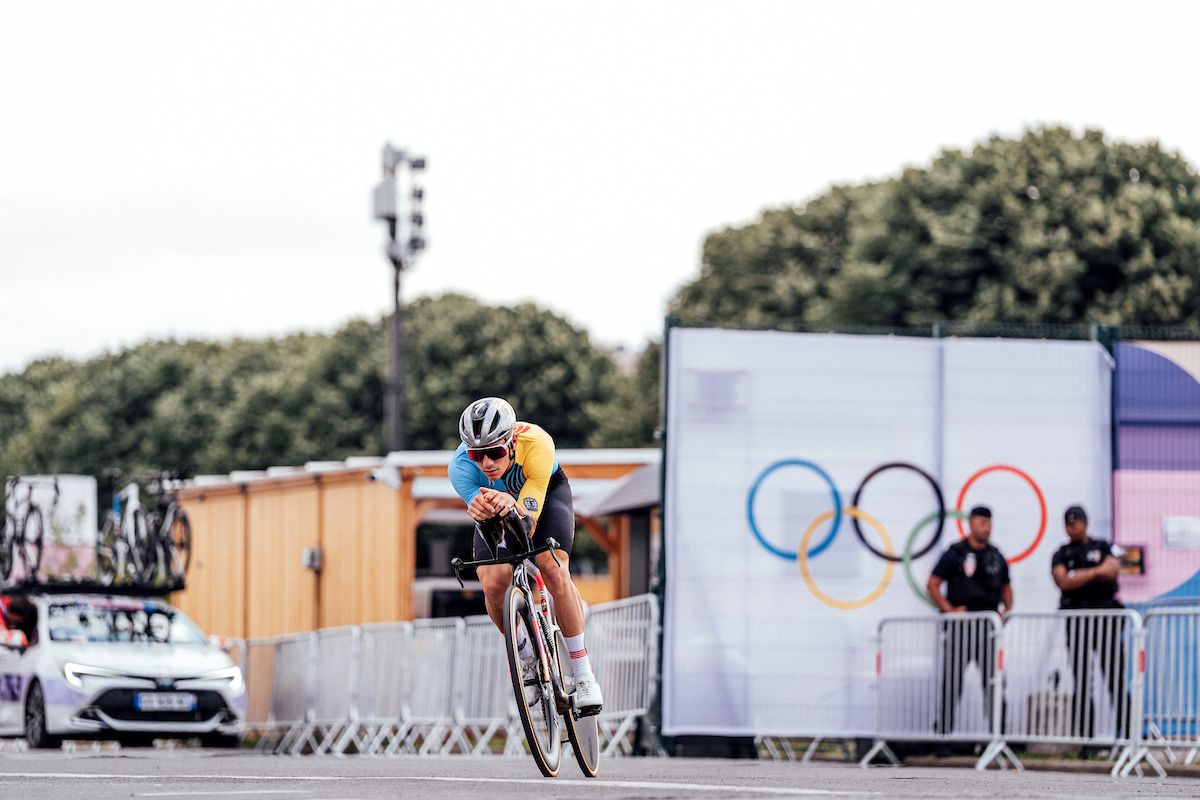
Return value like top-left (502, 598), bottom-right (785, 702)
top-left (932, 539), bottom-right (1010, 611)
top-left (1051, 505), bottom-right (1120, 609)
top-left (928, 506), bottom-right (1011, 613)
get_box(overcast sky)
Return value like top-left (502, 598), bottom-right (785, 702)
top-left (3, 1), bottom-right (1199, 374)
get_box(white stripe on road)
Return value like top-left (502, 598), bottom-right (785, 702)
top-left (0, 772), bottom-right (873, 797)
top-left (391, 775), bottom-right (873, 795)
top-left (141, 792), bottom-right (309, 798)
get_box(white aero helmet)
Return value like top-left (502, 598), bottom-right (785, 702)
top-left (459, 397), bottom-right (516, 449)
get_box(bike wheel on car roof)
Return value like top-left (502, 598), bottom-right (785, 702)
top-left (18, 506), bottom-right (44, 582)
top-left (504, 584), bottom-right (561, 777)
top-left (129, 508), bottom-right (154, 583)
top-left (0, 513), bottom-right (14, 581)
top-left (95, 512), bottom-right (121, 586)
top-left (166, 507), bottom-right (192, 582)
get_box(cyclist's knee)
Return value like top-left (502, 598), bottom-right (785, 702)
top-left (538, 558), bottom-right (572, 595)
top-left (477, 565), bottom-right (510, 597)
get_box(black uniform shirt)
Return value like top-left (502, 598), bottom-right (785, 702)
top-left (1051, 538), bottom-right (1119, 609)
top-left (931, 540), bottom-right (1010, 612)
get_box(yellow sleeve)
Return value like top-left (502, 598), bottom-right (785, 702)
top-left (514, 423), bottom-right (555, 522)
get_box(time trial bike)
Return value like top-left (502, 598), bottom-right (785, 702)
top-left (452, 512), bottom-right (600, 778)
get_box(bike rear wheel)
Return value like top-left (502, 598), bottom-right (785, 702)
top-left (18, 506), bottom-right (44, 581)
top-left (504, 584), bottom-right (561, 777)
top-left (556, 628), bottom-right (600, 777)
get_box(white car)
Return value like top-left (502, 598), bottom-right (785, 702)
top-left (0, 593), bottom-right (245, 748)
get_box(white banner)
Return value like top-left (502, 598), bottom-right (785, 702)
top-left (662, 328), bottom-right (1112, 737)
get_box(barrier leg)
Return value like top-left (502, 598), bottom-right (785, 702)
top-left (858, 739), bottom-right (900, 768)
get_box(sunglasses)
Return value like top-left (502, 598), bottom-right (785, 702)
top-left (467, 444), bottom-right (509, 463)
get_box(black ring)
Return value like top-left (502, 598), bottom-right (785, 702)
top-left (851, 461), bottom-right (945, 563)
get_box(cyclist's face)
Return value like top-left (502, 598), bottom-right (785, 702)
top-left (478, 449), bottom-right (510, 479)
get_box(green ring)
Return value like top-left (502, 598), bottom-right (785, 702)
top-left (903, 509), bottom-right (971, 608)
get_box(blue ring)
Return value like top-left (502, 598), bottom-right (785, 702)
top-left (746, 459), bottom-right (842, 561)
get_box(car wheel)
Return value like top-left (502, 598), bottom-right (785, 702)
top-left (200, 733), bottom-right (241, 749)
top-left (25, 681), bottom-right (62, 749)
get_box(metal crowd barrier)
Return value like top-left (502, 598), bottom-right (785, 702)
top-left (863, 608), bottom-right (1152, 776)
top-left (1122, 607), bottom-right (1200, 776)
top-left (860, 612), bottom-right (1015, 770)
top-left (233, 593), bottom-right (660, 757)
top-left (587, 593), bottom-right (661, 756)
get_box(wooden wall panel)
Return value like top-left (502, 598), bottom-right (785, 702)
top-left (175, 492), bottom-right (246, 638)
top-left (360, 481), bottom-right (407, 622)
top-left (319, 479), bottom-right (364, 628)
top-left (246, 485), bottom-right (319, 637)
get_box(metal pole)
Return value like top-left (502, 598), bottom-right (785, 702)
top-left (389, 247), bottom-right (404, 453)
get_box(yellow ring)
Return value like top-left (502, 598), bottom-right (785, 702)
top-left (799, 507), bottom-right (896, 610)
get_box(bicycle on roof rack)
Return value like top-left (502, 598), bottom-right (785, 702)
top-left (452, 511), bottom-right (600, 779)
top-left (95, 470), bottom-right (152, 586)
top-left (142, 470), bottom-right (192, 584)
top-left (0, 475), bottom-right (58, 583)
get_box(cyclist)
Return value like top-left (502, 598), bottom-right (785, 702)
top-left (449, 397), bottom-right (603, 716)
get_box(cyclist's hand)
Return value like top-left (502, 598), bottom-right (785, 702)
top-left (479, 487), bottom-right (516, 515)
top-left (467, 493), bottom-right (498, 522)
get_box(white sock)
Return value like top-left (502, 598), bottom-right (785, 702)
top-left (564, 633), bottom-right (594, 680)
top-left (516, 629), bottom-right (535, 661)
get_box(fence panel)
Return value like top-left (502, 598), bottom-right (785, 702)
top-left (447, 615), bottom-right (514, 755)
top-left (401, 618), bottom-right (463, 754)
top-left (1123, 607), bottom-right (1200, 775)
top-left (1001, 610), bottom-right (1145, 776)
top-left (587, 593), bottom-right (659, 756)
top-left (861, 612), bottom-right (1011, 770)
top-left (356, 622), bottom-right (413, 755)
top-left (311, 626), bottom-right (361, 753)
top-left (268, 632), bottom-right (317, 753)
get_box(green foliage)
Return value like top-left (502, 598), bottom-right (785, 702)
top-left (589, 341), bottom-right (660, 448)
top-left (673, 127), bottom-right (1200, 327)
top-left (0, 294), bottom-right (625, 480)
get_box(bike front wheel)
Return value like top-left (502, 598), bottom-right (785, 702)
top-left (504, 584), bottom-right (561, 777)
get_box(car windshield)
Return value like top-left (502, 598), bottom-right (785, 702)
top-left (47, 600), bottom-right (207, 644)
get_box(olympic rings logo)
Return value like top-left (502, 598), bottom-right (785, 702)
top-left (746, 460), bottom-right (1047, 610)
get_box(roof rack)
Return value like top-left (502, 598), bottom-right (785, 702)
top-left (1, 576), bottom-right (184, 598)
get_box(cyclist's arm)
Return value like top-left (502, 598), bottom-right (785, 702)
top-left (514, 435), bottom-right (555, 527)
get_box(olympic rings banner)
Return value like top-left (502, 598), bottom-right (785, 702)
top-left (662, 328), bottom-right (1113, 738)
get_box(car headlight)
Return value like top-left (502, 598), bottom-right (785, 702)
top-left (62, 662), bottom-right (125, 688)
top-left (194, 666), bottom-right (243, 692)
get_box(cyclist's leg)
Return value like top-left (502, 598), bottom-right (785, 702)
top-left (530, 478), bottom-right (582, 636)
top-left (472, 521), bottom-right (513, 632)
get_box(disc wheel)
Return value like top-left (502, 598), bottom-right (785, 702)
top-left (556, 628), bottom-right (600, 777)
top-left (18, 506), bottom-right (43, 581)
top-left (504, 584), bottom-right (561, 777)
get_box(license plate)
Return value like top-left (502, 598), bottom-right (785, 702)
top-left (135, 692), bottom-right (197, 712)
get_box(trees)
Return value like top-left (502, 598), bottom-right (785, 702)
top-left (0, 294), bottom-right (621, 479)
top-left (672, 128), bottom-right (1200, 328)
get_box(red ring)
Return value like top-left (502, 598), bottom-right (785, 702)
top-left (955, 464), bottom-right (1046, 565)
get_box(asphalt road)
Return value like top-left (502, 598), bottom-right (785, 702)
top-left (0, 750), bottom-right (1197, 800)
